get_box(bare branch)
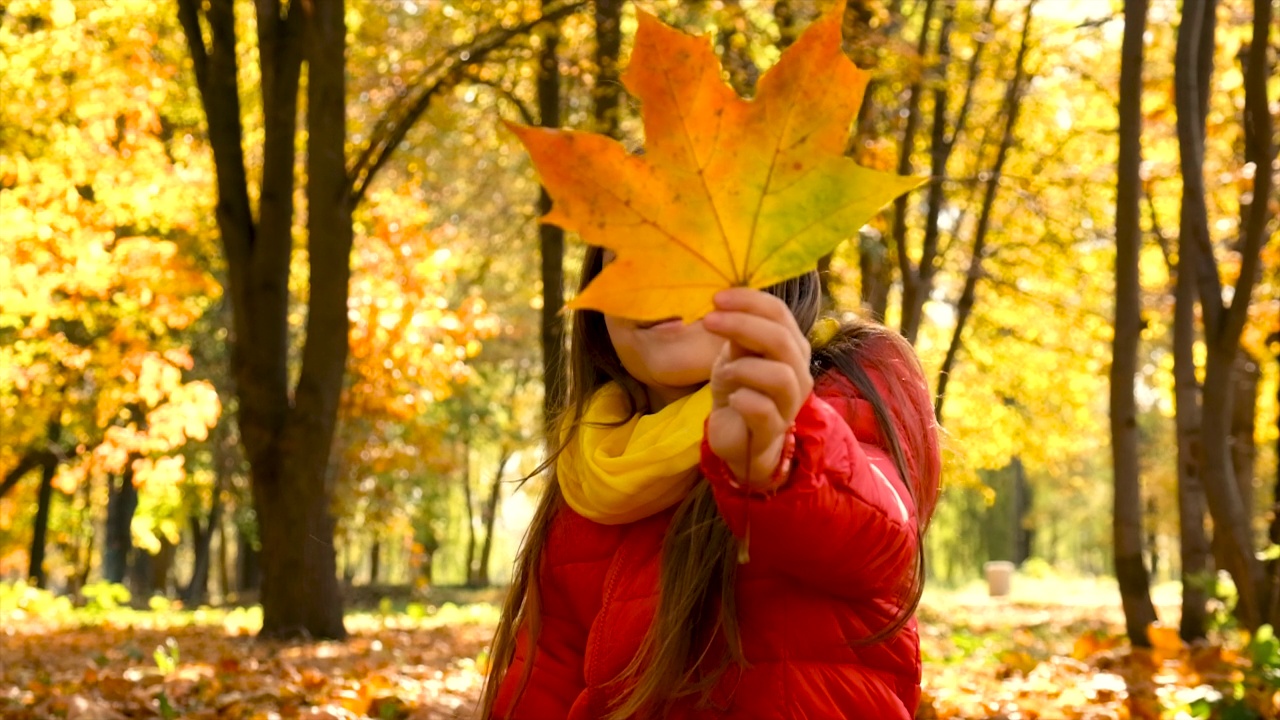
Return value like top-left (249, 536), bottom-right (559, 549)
top-left (935, 0), bottom-right (1036, 422)
top-left (1142, 179), bottom-right (1175, 277)
top-left (176, 0), bottom-right (209, 95)
top-left (947, 0), bottom-right (997, 152)
top-left (1218, 0), bottom-right (1274, 353)
top-left (468, 74), bottom-right (537, 126)
top-left (349, 0), bottom-right (587, 205)
top-left (890, 0), bottom-right (938, 293)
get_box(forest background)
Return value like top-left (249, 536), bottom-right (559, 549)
top-left (1, 0), bottom-right (1279, 717)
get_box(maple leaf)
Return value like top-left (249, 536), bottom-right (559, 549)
top-left (507, 0), bottom-right (925, 322)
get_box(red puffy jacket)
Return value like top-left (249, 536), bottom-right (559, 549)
top-left (493, 372), bottom-right (924, 719)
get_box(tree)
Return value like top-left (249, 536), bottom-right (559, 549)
top-left (594, 0), bottom-right (624, 139)
top-left (1111, 0), bottom-right (1159, 647)
top-left (538, 0), bottom-right (568, 426)
top-left (897, 0), bottom-right (990, 345)
top-left (933, 0), bottom-right (1035, 421)
top-left (888, 0), bottom-right (938, 327)
top-left (1, 0), bottom-right (223, 588)
top-left (1174, 0), bottom-right (1276, 631)
top-left (174, 0), bottom-right (584, 637)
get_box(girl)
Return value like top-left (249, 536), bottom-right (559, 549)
top-left (480, 246), bottom-right (940, 719)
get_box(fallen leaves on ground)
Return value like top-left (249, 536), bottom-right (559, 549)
top-left (1, 613), bottom-right (493, 720)
top-left (1, 587), bottom-right (1273, 719)
top-left (916, 594), bottom-right (1270, 720)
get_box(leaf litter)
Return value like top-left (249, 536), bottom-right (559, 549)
top-left (1, 588), bottom-right (1272, 719)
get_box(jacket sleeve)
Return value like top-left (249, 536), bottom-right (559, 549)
top-left (701, 384), bottom-right (918, 601)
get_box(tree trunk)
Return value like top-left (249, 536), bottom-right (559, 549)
top-left (183, 492), bottom-right (221, 606)
top-left (28, 452), bottom-right (57, 589)
top-left (1174, 271), bottom-right (1211, 643)
top-left (1169, 0), bottom-right (1215, 643)
top-left (76, 489), bottom-right (94, 595)
top-left (217, 509), bottom-right (230, 602)
top-left (539, 0), bottom-right (567, 428)
top-left (103, 465), bottom-right (138, 584)
top-left (1230, 353), bottom-right (1259, 535)
top-left (250, 0), bottom-right (352, 640)
top-left (903, 0), bottom-right (987, 345)
top-left (1270, 339), bottom-right (1280, 611)
top-left (858, 234), bottom-right (891, 321)
top-left (1012, 458), bottom-right (1033, 565)
top-left (1145, 496), bottom-right (1159, 581)
top-left (185, 417), bottom-right (230, 605)
top-left (889, 0), bottom-right (936, 334)
top-left (934, 1), bottom-right (1035, 422)
top-left (177, 0), bottom-right (587, 639)
top-left (1201, 350), bottom-right (1266, 628)
top-left (1176, 0), bottom-right (1274, 631)
top-left (1111, 0), bottom-right (1158, 647)
top-left (131, 536), bottom-right (176, 602)
top-left (773, 0), bottom-right (798, 50)
top-left (476, 450), bottom-right (514, 588)
top-left (593, 0), bottom-right (623, 138)
top-left (236, 523), bottom-right (261, 596)
top-left (462, 442), bottom-right (479, 587)
top-left (717, 0), bottom-right (760, 96)
top-left (369, 540), bottom-right (381, 585)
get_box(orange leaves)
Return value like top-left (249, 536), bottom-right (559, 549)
top-left (508, 1), bottom-right (923, 322)
top-left (1, 612), bottom-right (493, 720)
top-left (333, 189), bottom-right (500, 528)
top-left (346, 189), bottom-right (496, 420)
top-left (0, 0), bottom-right (221, 496)
top-left (915, 593), bottom-right (1268, 720)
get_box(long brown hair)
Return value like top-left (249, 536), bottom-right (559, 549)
top-left (479, 246), bottom-right (940, 719)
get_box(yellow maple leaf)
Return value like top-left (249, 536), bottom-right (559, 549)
top-left (507, 0), bottom-right (925, 322)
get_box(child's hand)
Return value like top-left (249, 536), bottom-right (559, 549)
top-left (703, 288), bottom-right (813, 489)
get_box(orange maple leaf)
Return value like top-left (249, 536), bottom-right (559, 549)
top-left (507, 0), bottom-right (925, 322)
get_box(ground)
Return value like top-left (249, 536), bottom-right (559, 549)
top-left (0, 578), bottom-right (1271, 719)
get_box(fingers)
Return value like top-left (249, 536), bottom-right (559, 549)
top-left (726, 386), bottom-right (790, 440)
top-left (714, 356), bottom-right (804, 421)
top-left (713, 288), bottom-right (810, 351)
top-left (703, 310), bottom-right (808, 370)
top-left (707, 405), bottom-right (749, 459)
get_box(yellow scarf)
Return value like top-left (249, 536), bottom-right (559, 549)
top-left (557, 383), bottom-right (713, 525)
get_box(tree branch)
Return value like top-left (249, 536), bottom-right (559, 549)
top-left (175, 0), bottom-right (209, 95)
top-left (0, 451), bottom-right (44, 500)
top-left (934, 0), bottom-right (1035, 422)
top-left (1174, 0), bottom-right (1223, 333)
top-left (1218, 0), bottom-right (1274, 353)
top-left (468, 74), bottom-right (537, 126)
top-left (904, 0), bottom-right (956, 343)
top-left (1143, 179), bottom-right (1175, 276)
top-left (349, 0), bottom-right (587, 205)
top-left (945, 0), bottom-right (997, 153)
top-left (890, 0), bottom-right (938, 297)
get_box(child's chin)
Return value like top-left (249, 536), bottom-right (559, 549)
top-left (647, 368), bottom-right (711, 392)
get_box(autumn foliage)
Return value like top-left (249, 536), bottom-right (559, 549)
top-left (1, 0), bottom-right (1279, 717)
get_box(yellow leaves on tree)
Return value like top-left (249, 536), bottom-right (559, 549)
top-left (507, 0), bottom-right (922, 322)
top-left (54, 353), bottom-right (221, 495)
top-left (0, 0), bottom-right (219, 504)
